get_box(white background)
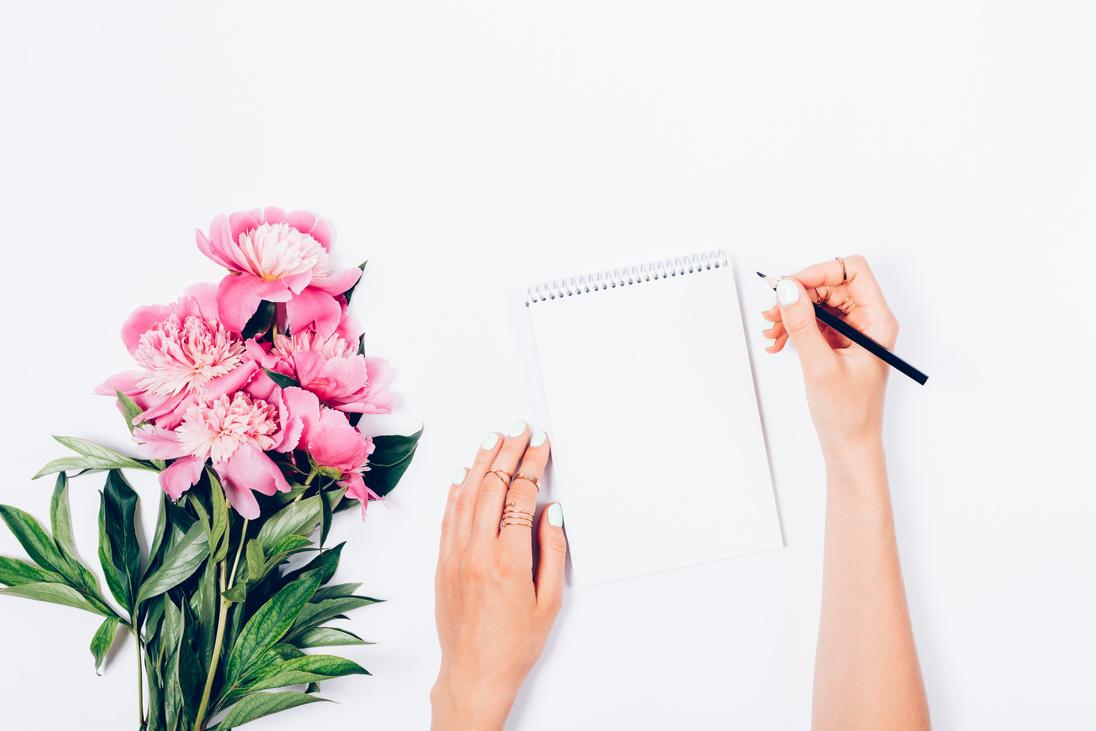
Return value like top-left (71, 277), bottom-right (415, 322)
top-left (1, 2), bottom-right (1093, 729)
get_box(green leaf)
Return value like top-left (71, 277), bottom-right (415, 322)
top-left (48, 473), bottom-right (104, 598)
top-left (0, 556), bottom-right (65, 586)
top-left (90, 616), bottom-right (119, 675)
top-left (261, 368), bottom-right (300, 390)
top-left (282, 542), bottom-right (344, 587)
top-left (97, 491), bottom-right (128, 612)
top-left (241, 299), bottom-right (277, 340)
top-left (115, 388), bottom-right (146, 434)
top-left (310, 580), bottom-right (360, 603)
top-left (102, 470), bottom-right (141, 612)
top-left (0, 582), bottom-right (113, 616)
top-left (243, 654), bottom-right (369, 692)
top-left (286, 594), bottom-right (380, 642)
top-left (255, 496), bottom-right (321, 554)
top-left (208, 691), bottom-right (330, 731)
top-left (320, 487), bottom-right (333, 548)
top-left (32, 456), bottom-right (97, 480)
top-left (363, 426), bottom-right (423, 498)
top-left (224, 570), bottom-right (323, 686)
top-left (0, 504), bottom-right (68, 574)
top-left (342, 260), bottom-right (368, 305)
top-left (144, 493), bottom-right (170, 582)
top-left (136, 521), bottom-right (210, 605)
top-left (53, 436), bottom-right (152, 472)
top-left (207, 468), bottom-right (230, 563)
top-left (292, 627), bottom-right (370, 648)
top-left (369, 426), bottom-right (423, 466)
top-left (246, 539), bottom-right (266, 582)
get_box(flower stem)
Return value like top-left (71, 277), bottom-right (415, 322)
top-left (135, 626), bottom-right (144, 727)
top-left (193, 561), bottom-right (229, 731)
top-left (228, 518), bottom-right (249, 589)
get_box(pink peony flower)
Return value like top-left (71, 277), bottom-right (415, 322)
top-left (299, 407), bottom-right (378, 517)
top-left (264, 331), bottom-right (394, 415)
top-left (196, 206), bottom-right (362, 338)
top-left (133, 390), bottom-right (307, 519)
top-left (97, 284), bottom-right (245, 428)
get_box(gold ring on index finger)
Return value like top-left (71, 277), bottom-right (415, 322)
top-left (836, 256), bottom-right (847, 283)
top-left (814, 285), bottom-right (830, 306)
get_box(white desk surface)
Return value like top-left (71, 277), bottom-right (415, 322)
top-left (1, 3), bottom-right (1092, 729)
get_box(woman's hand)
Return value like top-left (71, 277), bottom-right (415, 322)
top-left (761, 255), bottom-right (899, 452)
top-left (431, 422), bottom-right (567, 731)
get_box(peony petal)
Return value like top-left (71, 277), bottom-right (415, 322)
top-left (197, 220), bottom-right (234, 270)
top-left (307, 266), bottom-right (361, 296)
top-left (136, 390), bottom-right (188, 427)
top-left (159, 455), bottom-right (205, 500)
top-left (183, 282), bottom-right (221, 322)
top-left (203, 361), bottom-right (259, 401)
top-left (133, 425), bottom-right (188, 460)
top-left (94, 370), bottom-right (144, 398)
top-left (286, 210), bottom-right (317, 239)
top-left (218, 445), bottom-right (291, 519)
top-left (261, 206), bottom-right (287, 225)
top-left (335, 311), bottom-right (362, 343)
top-left (338, 472), bottom-right (380, 519)
top-left (121, 304), bottom-right (170, 356)
top-left (308, 216), bottom-right (334, 250)
top-left (215, 273), bottom-right (267, 333)
top-left (229, 210), bottom-right (261, 244)
top-left (285, 288), bottom-right (343, 339)
top-left (282, 271), bottom-right (313, 295)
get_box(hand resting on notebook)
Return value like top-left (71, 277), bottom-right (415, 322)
top-left (430, 421), bottom-right (566, 731)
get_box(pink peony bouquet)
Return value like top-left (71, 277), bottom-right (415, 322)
top-left (0, 207), bottom-right (421, 731)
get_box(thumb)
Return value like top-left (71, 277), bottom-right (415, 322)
top-left (776, 277), bottom-right (835, 373)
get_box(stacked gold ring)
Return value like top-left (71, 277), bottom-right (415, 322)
top-left (500, 501), bottom-right (535, 529)
top-left (837, 295), bottom-right (856, 313)
top-left (836, 256), bottom-right (847, 283)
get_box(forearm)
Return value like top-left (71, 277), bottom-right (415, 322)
top-left (812, 437), bottom-right (929, 731)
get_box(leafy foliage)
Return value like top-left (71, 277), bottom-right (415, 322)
top-left (1, 427), bottom-right (420, 729)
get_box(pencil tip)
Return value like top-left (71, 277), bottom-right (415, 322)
top-left (756, 271), bottom-right (767, 278)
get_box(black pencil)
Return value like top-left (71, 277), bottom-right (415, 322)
top-left (756, 272), bottom-right (928, 385)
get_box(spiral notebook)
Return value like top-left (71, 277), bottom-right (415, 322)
top-left (525, 251), bottom-right (783, 586)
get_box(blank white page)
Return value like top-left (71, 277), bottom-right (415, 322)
top-left (526, 254), bottom-right (783, 586)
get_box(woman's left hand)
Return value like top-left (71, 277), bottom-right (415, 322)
top-left (431, 422), bottom-right (567, 731)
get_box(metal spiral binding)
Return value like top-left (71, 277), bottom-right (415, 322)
top-left (525, 250), bottom-right (728, 306)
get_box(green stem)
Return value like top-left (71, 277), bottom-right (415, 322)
top-left (135, 625), bottom-right (144, 727)
top-left (304, 470), bottom-right (316, 486)
top-left (193, 561), bottom-right (229, 731)
top-left (228, 518), bottom-right (249, 589)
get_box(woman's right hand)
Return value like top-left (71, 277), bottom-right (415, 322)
top-left (761, 255), bottom-right (899, 451)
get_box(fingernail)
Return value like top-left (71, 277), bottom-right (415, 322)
top-left (764, 337), bottom-right (775, 348)
top-left (530, 430), bottom-right (547, 447)
top-left (777, 279), bottom-right (799, 306)
top-left (547, 503), bottom-right (564, 527)
top-left (453, 467), bottom-right (467, 485)
top-left (481, 432), bottom-right (499, 450)
top-left (508, 420), bottom-right (527, 437)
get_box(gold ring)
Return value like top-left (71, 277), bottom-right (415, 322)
top-left (837, 295), bottom-right (855, 313)
top-left (514, 472), bottom-right (541, 492)
top-left (500, 517), bottom-right (534, 528)
top-left (836, 257), bottom-right (847, 283)
top-left (503, 507), bottom-right (535, 519)
top-left (488, 469), bottom-right (512, 484)
top-left (814, 285), bottom-right (830, 305)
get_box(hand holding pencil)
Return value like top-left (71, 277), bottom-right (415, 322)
top-left (761, 255), bottom-right (905, 451)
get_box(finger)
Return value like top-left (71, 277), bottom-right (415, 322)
top-left (819, 321), bottom-right (852, 350)
top-left (776, 277), bottom-right (837, 375)
top-left (472, 421), bottom-right (531, 543)
top-left (766, 331), bottom-right (789, 353)
top-left (439, 466), bottom-right (469, 563)
top-left (791, 255), bottom-right (890, 315)
top-left (762, 319), bottom-right (785, 341)
top-left (535, 503), bottom-right (568, 614)
top-left (453, 431), bottom-right (504, 550)
top-left (499, 430), bottom-right (550, 555)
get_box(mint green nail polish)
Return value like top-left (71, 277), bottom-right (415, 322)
top-left (547, 503), bottom-right (564, 527)
top-left (777, 279), bottom-right (800, 306)
top-left (530, 431), bottom-right (547, 447)
top-left (508, 420), bottom-right (527, 437)
top-left (764, 337), bottom-right (775, 348)
top-left (481, 432), bottom-right (499, 450)
top-left (453, 467), bottom-right (467, 485)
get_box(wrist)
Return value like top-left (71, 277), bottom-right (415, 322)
top-left (430, 672), bottom-right (514, 731)
top-left (820, 434), bottom-right (888, 493)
